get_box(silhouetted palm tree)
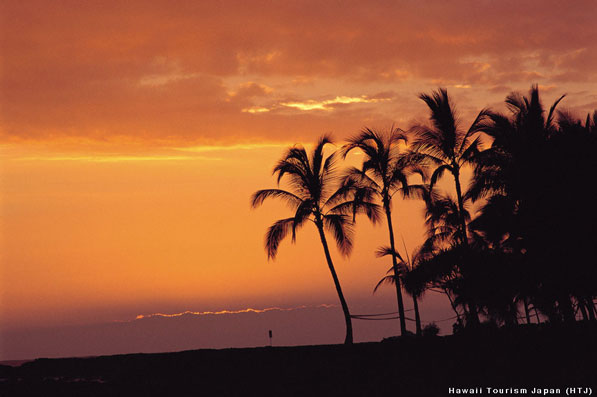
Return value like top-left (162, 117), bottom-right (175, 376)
top-left (251, 135), bottom-right (381, 344)
top-left (408, 88), bottom-right (489, 323)
top-left (403, 189), bottom-right (477, 323)
top-left (468, 85), bottom-right (597, 323)
top-left (410, 89), bottom-right (488, 245)
top-left (374, 243), bottom-right (424, 335)
top-left (342, 127), bottom-right (425, 336)
top-left (468, 85), bottom-right (573, 322)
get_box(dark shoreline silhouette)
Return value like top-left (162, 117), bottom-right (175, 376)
top-left (1, 322), bottom-right (595, 396)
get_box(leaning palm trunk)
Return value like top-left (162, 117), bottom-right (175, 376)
top-left (587, 299), bottom-right (597, 319)
top-left (342, 128), bottom-right (422, 337)
top-left (445, 288), bottom-right (462, 320)
top-left (315, 215), bottom-right (353, 344)
top-left (402, 233), bottom-right (422, 335)
top-left (586, 298), bottom-right (596, 321)
top-left (413, 294), bottom-right (422, 335)
top-left (523, 299), bottom-right (532, 324)
top-left (411, 88), bottom-right (489, 327)
top-left (578, 302), bottom-right (589, 321)
top-left (384, 206), bottom-right (407, 335)
top-left (534, 307), bottom-right (541, 323)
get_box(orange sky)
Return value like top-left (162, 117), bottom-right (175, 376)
top-left (1, 1), bottom-right (596, 351)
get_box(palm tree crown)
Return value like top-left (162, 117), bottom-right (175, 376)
top-left (410, 88), bottom-right (488, 243)
top-left (251, 135), bottom-right (380, 259)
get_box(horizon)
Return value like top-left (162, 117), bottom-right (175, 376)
top-left (2, 0), bottom-right (596, 361)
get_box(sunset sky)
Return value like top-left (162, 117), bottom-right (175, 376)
top-left (1, 1), bottom-right (596, 359)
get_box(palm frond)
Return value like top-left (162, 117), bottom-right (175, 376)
top-left (311, 134), bottom-right (334, 178)
top-left (373, 275), bottom-right (398, 293)
top-left (291, 200), bottom-right (314, 241)
top-left (265, 217), bottom-right (297, 260)
top-left (429, 164), bottom-right (452, 191)
top-left (546, 94), bottom-right (566, 130)
top-left (273, 158), bottom-right (309, 188)
top-left (374, 245), bottom-right (404, 262)
top-left (323, 213), bottom-right (354, 257)
top-left (324, 178), bottom-right (357, 207)
top-left (393, 183), bottom-right (428, 200)
top-left (458, 135), bottom-right (482, 165)
top-left (457, 108), bottom-right (491, 156)
top-left (342, 166), bottom-right (381, 191)
top-left (403, 145), bottom-right (446, 167)
top-left (328, 192), bottom-right (382, 224)
top-left (420, 88), bottom-right (460, 156)
top-left (388, 166), bottom-right (409, 192)
top-left (251, 189), bottom-right (303, 209)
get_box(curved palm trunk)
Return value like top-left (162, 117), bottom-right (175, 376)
top-left (384, 205), bottom-right (407, 336)
top-left (586, 299), bottom-right (597, 321)
top-left (314, 218), bottom-right (353, 344)
top-left (578, 301), bottom-right (589, 321)
top-left (523, 299), bottom-right (532, 324)
top-left (444, 288), bottom-right (462, 320)
top-left (534, 306), bottom-right (541, 323)
top-left (586, 298), bottom-right (596, 321)
top-left (413, 295), bottom-right (422, 336)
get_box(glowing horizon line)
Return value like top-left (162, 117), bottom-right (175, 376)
top-left (133, 304), bottom-right (337, 321)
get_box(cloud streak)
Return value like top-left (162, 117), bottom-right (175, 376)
top-left (132, 304), bottom-right (337, 321)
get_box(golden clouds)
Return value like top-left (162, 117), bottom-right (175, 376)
top-left (1, 0), bottom-right (596, 149)
top-left (280, 95), bottom-right (389, 111)
top-left (241, 94), bottom-right (392, 114)
top-left (242, 107), bottom-right (270, 114)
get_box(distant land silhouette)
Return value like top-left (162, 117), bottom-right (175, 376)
top-left (1, 297), bottom-right (452, 361)
top-left (1, 323), bottom-right (595, 396)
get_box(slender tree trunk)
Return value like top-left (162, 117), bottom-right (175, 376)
top-left (413, 295), bottom-right (422, 336)
top-left (314, 217), bottom-right (353, 344)
top-left (578, 300), bottom-right (589, 321)
top-left (384, 203), bottom-right (407, 336)
top-left (452, 167), bottom-right (469, 244)
top-left (452, 167), bottom-right (480, 326)
top-left (444, 288), bottom-right (462, 320)
top-left (586, 298), bottom-right (596, 321)
top-left (534, 307), bottom-right (541, 324)
top-left (524, 299), bottom-right (532, 324)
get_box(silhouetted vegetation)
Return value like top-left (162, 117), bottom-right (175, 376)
top-left (251, 135), bottom-right (380, 344)
top-left (406, 85), bottom-right (597, 329)
top-left (4, 85), bottom-right (595, 395)
top-left (342, 127), bottom-right (425, 336)
top-left (254, 85), bottom-right (596, 342)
